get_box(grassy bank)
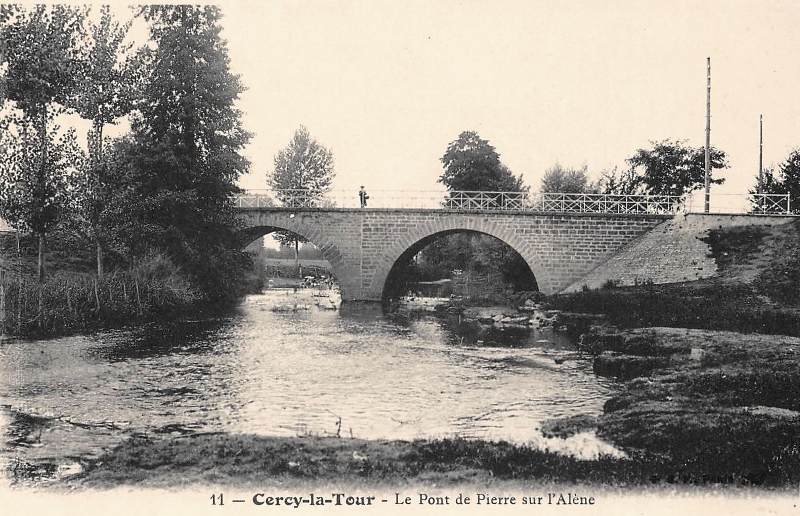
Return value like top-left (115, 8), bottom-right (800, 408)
top-left (546, 282), bottom-right (800, 336)
top-left (572, 327), bottom-right (800, 486)
top-left (1, 253), bottom-right (204, 338)
top-left (66, 429), bottom-right (798, 490)
top-left (547, 219), bottom-right (800, 336)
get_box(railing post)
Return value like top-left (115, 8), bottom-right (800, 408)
top-left (788, 194), bottom-right (792, 215)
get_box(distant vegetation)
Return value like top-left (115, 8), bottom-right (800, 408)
top-left (267, 126), bottom-right (336, 267)
top-left (754, 148), bottom-right (800, 213)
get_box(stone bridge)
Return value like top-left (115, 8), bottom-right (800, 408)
top-left (238, 208), bottom-right (670, 302)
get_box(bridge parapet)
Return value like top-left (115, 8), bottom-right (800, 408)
top-left (236, 189), bottom-right (793, 216)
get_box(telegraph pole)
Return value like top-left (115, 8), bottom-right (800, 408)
top-left (758, 114), bottom-right (764, 194)
top-left (704, 57), bottom-right (711, 213)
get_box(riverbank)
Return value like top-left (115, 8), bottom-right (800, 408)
top-left (581, 326), bottom-right (800, 485)
top-left (537, 219), bottom-right (800, 486)
top-left (0, 254), bottom-right (210, 339)
top-left (64, 428), bottom-right (797, 490)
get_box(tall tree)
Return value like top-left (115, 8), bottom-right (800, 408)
top-left (439, 131), bottom-right (526, 192)
top-left (0, 116), bottom-right (83, 247)
top-left (540, 163), bottom-right (594, 193)
top-left (0, 5), bottom-right (84, 281)
top-left (121, 5), bottom-right (252, 301)
top-left (268, 125), bottom-right (335, 269)
top-left (71, 6), bottom-right (141, 279)
top-left (627, 139), bottom-right (727, 197)
top-left (413, 131), bottom-right (535, 296)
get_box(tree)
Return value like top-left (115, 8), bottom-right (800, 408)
top-left (750, 150), bottom-right (800, 213)
top-left (0, 115), bottom-right (83, 244)
top-left (411, 131), bottom-right (535, 296)
top-left (71, 6), bottom-right (141, 279)
top-left (627, 139), bottom-right (728, 197)
top-left (540, 163), bottom-right (593, 193)
top-left (594, 166), bottom-right (642, 195)
top-left (117, 5), bottom-right (252, 301)
top-left (268, 125), bottom-right (335, 269)
top-left (777, 151), bottom-right (800, 212)
top-left (270, 126), bottom-right (335, 200)
top-left (0, 5), bottom-right (84, 281)
top-left (439, 131), bottom-right (526, 192)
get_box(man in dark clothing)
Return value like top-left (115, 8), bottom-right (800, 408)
top-left (358, 186), bottom-right (369, 208)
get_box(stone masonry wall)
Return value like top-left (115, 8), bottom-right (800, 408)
top-left (563, 213), bottom-right (797, 292)
top-left (238, 208), bottom-right (668, 301)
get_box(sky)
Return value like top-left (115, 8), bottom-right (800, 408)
top-left (37, 0), bottom-right (800, 204)
top-left (202, 0), bottom-right (800, 201)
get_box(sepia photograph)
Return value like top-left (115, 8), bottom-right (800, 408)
top-left (0, 1), bottom-right (798, 514)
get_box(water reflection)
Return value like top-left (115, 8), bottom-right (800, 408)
top-left (0, 289), bottom-right (619, 483)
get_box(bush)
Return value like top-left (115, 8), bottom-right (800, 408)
top-left (1, 252), bottom-right (203, 337)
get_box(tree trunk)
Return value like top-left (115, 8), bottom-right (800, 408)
top-left (37, 232), bottom-right (46, 283)
top-left (1, 269), bottom-right (5, 336)
top-left (96, 241), bottom-right (104, 280)
top-left (36, 108), bottom-right (48, 285)
top-left (294, 238), bottom-right (300, 276)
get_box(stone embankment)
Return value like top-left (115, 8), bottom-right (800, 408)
top-left (564, 213), bottom-right (795, 291)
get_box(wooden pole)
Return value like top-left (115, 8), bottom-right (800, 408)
top-left (758, 114), bottom-right (764, 211)
top-left (704, 57), bottom-right (712, 213)
top-left (759, 115), bottom-right (764, 190)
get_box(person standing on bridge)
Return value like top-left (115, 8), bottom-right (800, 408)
top-left (359, 186), bottom-right (369, 208)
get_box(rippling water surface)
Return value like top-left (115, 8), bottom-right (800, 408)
top-left (0, 290), bottom-right (618, 481)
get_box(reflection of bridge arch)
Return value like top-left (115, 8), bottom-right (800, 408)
top-left (366, 221), bottom-right (544, 300)
top-left (237, 208), bottom-right (670, 301)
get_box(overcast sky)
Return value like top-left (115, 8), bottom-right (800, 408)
top-left (114, 1), bottom-right (800, 200)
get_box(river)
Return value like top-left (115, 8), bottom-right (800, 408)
top-left (0, 289), bottom-right (620, 484)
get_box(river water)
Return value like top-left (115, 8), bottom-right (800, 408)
top-left (0, 289), bottom-right (620, 483)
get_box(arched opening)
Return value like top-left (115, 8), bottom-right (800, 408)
top-left (239, 226), bottom-right (342, 299)
top-left (381, 230), bottom-right (539, 303)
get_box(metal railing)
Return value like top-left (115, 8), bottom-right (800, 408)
top-left (682, 192), bottom-right (792, 215)
top-left (749, 193), bottom-right (792, 215)
top-left (235, 189), bottom-right (794, 215)
top-left (235, 189), bottom-right (686, 214)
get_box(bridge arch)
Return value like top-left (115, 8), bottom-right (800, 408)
top-left (365, 219), bottom-right (548, 300)
top-left (237, 215), bottom-right (355, 299)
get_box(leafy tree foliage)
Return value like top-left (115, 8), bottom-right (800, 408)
top-left (594, 166), bottom-right (642, 195)
top-left (0, 5), bottom-right (84, 281)
top-left (540, 164), bottom-right (594, 193)
top-left (439, 131), bottom-right (526, 192)
top-left (268, 126), bottom-right (335, 262)
top-left (751, 150), bottom-right (800, 213)
top-left (270, 126), bottom-right (335, 199)
top-left (71, 6), bottom-right (142, 278)
top-left (112, 5), bottom-right (252, 301)
top-left (0, 114), bottom-right (83, 240)
top-left (410, 131), bottom-right (535, 296)
top-left (627, 139), bottom-right (727, 197)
